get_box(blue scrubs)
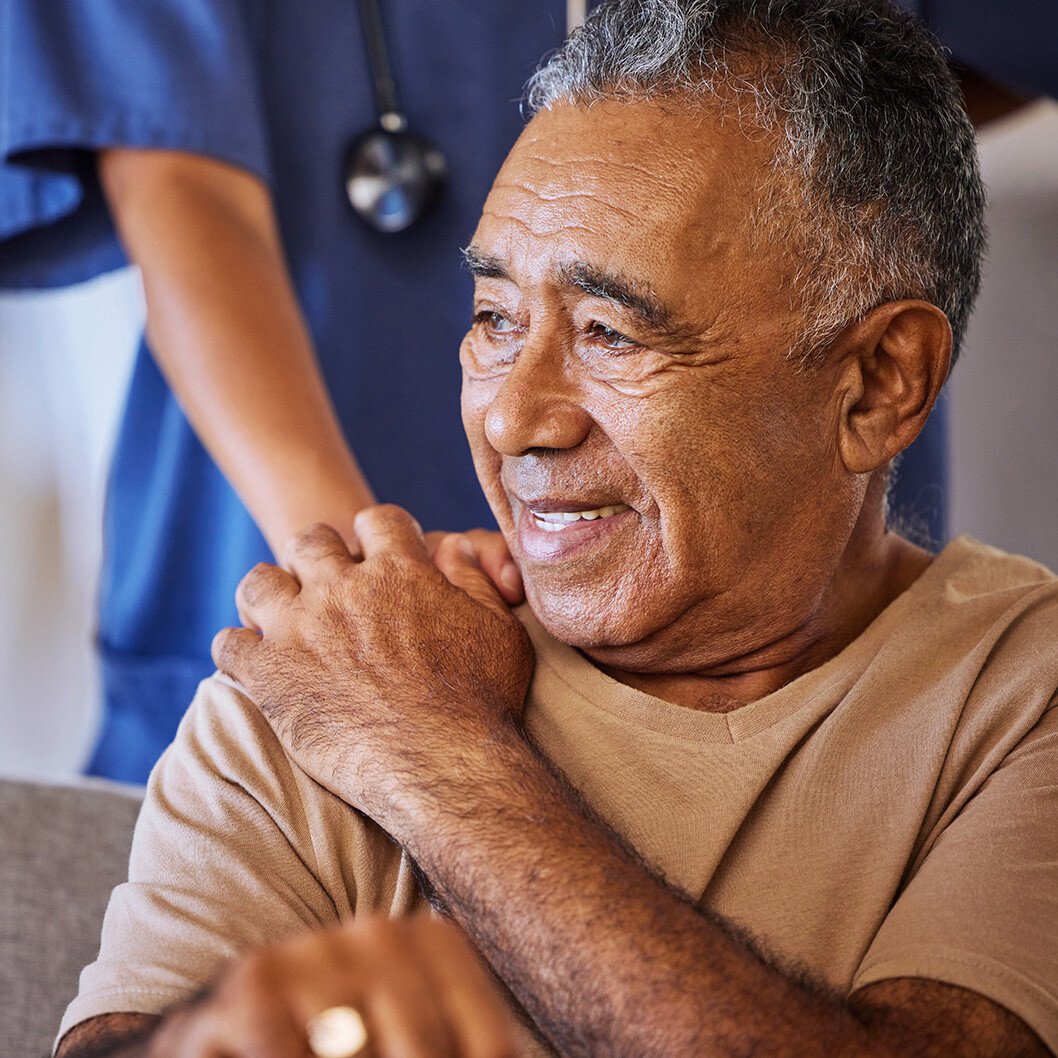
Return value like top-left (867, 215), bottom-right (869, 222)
top-left (0, 0), bottom-right (568, 781)
top-left (894, 0), bottom-right (1058, 100)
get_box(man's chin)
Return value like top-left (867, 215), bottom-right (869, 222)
top-left (522, 580), bottom-right (656, 653)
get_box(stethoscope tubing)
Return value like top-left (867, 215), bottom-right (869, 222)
top-left (345, 0), bottom-right (588, 231)
top-left (357, 0), bottom-right (406, 131)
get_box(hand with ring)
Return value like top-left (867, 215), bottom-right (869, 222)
top-left (146, 914), bottom-right (517, 1057)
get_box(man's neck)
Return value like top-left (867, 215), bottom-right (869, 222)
top-left (596, 527), bottom-right (933, 714)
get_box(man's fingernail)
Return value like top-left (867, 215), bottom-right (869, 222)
top-left (457, 535), bottom-right (477, 559)
top-left (501, 561), bottom-right (521, 593)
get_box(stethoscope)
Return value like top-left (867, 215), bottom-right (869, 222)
top-left (344, 0), bottom-right (588, 233)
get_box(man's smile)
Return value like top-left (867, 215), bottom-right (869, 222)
top-left (513, 496), bottom-right (636, 562)
top-left (529, 502), bottom-right (631, 530)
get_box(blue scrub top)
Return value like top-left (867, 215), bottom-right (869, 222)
top-left (894, 0), bottom-right (1058, 100)
top-left (0, 0), bottom-right (569, 780)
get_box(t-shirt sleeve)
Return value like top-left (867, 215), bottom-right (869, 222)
top-left (850, 702), bottom-right (1058, 1054)
top-left (0, 0), bottom-right (271, 288)
top-left (57, 676), bottom-right (343, 1039)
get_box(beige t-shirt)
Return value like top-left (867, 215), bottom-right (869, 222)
top-left (61, 537), bottom-right (1058, 1053)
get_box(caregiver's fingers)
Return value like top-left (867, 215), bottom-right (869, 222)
top-left (462, 529), bottom-right (523, 605)
top-left (432, 534), bottom-right (509, 620)
top-left (425, 530), bottom-right (522, 605)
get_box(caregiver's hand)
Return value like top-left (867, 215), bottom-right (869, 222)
top-left (211, 506), bottom-right (535, 833)
top-left (424, 528), bottom-right (523, 605)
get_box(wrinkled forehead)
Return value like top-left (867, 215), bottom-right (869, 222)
top-left (472, 99), bottom-right (776, 286)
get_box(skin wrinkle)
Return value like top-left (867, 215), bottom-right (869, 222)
top-left (465, 248), bottom-right (716, 349)
top-left (509, 149), bottom-right (685, 185)
top-left (485, 138), bottom-right (698, 244)
top-left (468, 201), bottom-right (741, 358)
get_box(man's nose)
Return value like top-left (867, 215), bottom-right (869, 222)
top-left (484, 339), bottom-right (593, 456)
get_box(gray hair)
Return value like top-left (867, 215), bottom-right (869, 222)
top-left (525, 0), bottom-right (986, 365)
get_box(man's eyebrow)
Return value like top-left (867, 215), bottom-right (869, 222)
top-left (559, 262), bottom-right (673, 332)
top-left (462, 249), bottom-right (682, 336)
top-left (461, 246), bottom-right (510, 280)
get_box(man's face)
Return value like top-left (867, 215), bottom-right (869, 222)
top-left (461, 100), bottom-right (862, 671)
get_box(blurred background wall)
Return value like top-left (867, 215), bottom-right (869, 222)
top-left (0, 269), bottom-right (143, 777)
top-left (950, 101), bottom-right (1058, 567)
top-left (1, 99), bottom-right (1055, 780)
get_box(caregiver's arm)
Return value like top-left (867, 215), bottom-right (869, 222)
top-left (98, 148), bottom-right (374, 557)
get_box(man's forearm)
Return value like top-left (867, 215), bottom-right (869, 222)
top-left (56, 1013), bottom-right (159, 1058)
top-left (401, 726), bottom-right (889, 1058)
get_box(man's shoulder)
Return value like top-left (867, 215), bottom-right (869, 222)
top-left (174, 671), bottom-right (284, 769)
top-left (939, 535), bottom-right (1057, 598)
top-left (150, 672), bottom-right (334, 842)
top-left (911, 536), bottom-right (1058, 660)
top-left (893, 537), bottom-right (1058, 779)
top-left (143, 672), bottom-right (417, 914)
top-left (931, 535), bottom-right (1058, 681)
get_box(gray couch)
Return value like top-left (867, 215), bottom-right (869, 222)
top-left (0, 777), bottom-right (143, 1058)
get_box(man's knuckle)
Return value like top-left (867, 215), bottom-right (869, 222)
top-left (287, 523), bottom-right (338, 559)
top-left (211, 629), bottom-right (239, 665)
top-left (352, 504), bottom-right (381, 530)
top-left (358, 502), bottom-right (419, 534)
top-left (303, 521), bottom-right (338, 543)
top-left (238, 563), bottom-right (276, 602)
top-left (374, 502), bottom-right (407, 521)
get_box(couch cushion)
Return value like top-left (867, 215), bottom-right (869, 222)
top-left (0, 777), bottom-right (143, 1058)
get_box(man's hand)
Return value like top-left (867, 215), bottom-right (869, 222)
top-left (211, 505), bottom-right (534, 828)
top-left (59, 915), bottom-right (517, 1058)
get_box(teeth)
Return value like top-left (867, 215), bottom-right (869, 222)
top-left (530, 503), bottom-right (630, 531)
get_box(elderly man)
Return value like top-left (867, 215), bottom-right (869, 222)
top-left (58, 1), bottom-right (1057, 1056)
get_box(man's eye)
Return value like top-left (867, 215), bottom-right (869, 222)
top-left (473, 310), bottom-right (519, 335)
top-left (588, 322), bottom-right (638, 351)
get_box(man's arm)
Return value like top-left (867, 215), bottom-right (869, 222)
top-left (404, 722), bottom-right (1050, 1058)
top-left (98, 148), bottom-right (374, 558)
top-left (57, 1013), bottom-right (157, 1058)
top-left (215, 511), bottom-right (1054, 1058)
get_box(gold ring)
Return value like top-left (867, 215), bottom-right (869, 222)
top-left (306, 1005), bottom-right (368, 1058)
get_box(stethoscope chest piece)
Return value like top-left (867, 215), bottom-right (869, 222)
top-left (344, 0), bottom-right (447, 233)
top-left (344, 124), bottom-right (447, 234)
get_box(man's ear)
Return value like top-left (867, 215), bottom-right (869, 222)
top-left (835, 300), bottom-right (952, 475)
